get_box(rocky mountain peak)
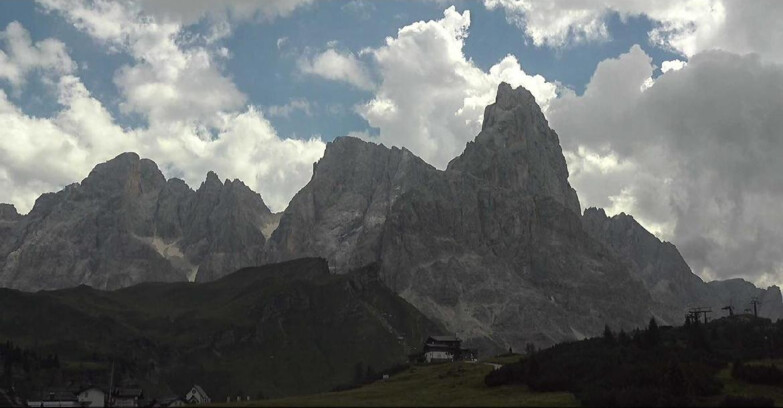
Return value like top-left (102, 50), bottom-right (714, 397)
top-left (0, 153), bottom-right (280, 290)
top-left (447, 82), bottom-right (581, 215)
top-left (266, 135), bottom-right (438, 273)
top-left (202, 170), bottom-right (223, 189)
top-left (484, 82), bottom-right (541, 127)
top-left (308, 136), bottom-right (434, 188)
top-left (81, 152), bottom-right (166, 197)
top-left (479, 82), bottom-right (547, 140)
top-left (0, 204), bottom-right (20, 221)
top-left (584, 208), bottom-right (646, 238)
top-left (193, 172), bottom-right (271, 214)
top-left (583, 207), bottom-right (607, 219)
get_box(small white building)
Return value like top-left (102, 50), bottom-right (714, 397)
top-left (78, 387), bottom-right (106, 407)
top-left (423, 336), bottom-right (460, 362)
top-left (185, 385), bottom-right (210, 405)
top-left (419, 335), bottom-right (478, 363)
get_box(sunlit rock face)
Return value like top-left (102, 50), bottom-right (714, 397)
top-left (0, 152), bottom-right (278, 290)
top-left (268, 83), bottom-right (659, 352)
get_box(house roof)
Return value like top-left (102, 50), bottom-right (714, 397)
top-left (425, 343), bottom-right (456, 349)
top-left (114, 388), bottom-right (143, 398)
top-left (191, 384), bottom-right (209, 399)
top-left (77, 385), bottom-right (107, 394)
top-left (41, 389), bottom-right (78, 401)
top-left (428, 335), bottom-right (460, 342)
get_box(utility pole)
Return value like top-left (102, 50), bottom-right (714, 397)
top-left (722, 305), bottom-right (734, 317)
top-left (750, 297), bottom-right (761, 318)
top-left (688, 307), bottom-right (712, 324)
top-left (108, 360), bottom-right (115, 408)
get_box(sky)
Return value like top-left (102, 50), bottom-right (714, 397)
top-left (1, 0), bottom-right (782, 288)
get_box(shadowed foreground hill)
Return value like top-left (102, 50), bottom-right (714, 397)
top-left (0, 258), bottom-right (440, 401)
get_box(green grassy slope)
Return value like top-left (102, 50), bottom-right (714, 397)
top-left (0, 258), bottom-right (442, 400)
top-left (709, 368), bottom-right (783, 406)
top-left (213, 360), bottom-right (577, 407)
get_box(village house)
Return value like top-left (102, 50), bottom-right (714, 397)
top-left (77, 386), bottom-right (106, 407)
top-left (185, 385), bottom-right (210, 405)
top-left (411, 335), bottom-right (479, 363)
top-left (25, 388), bottom-right (81, 407)
top-left (112, 387), bottom-right (144, 407)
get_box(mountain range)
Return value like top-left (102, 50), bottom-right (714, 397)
top-left (1, 82), bottom-right (780, 353)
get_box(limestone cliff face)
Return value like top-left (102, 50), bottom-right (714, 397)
top-left (583, 207), bottom-right (783, 322)
top-left (182, 172), bottom-right (273, 283)
top-left (267, 83), bottom-right (658, 351)
top-left (266, 137), bottom-right (439, 273)
top-left (0, 153), bottom-right (278, 290)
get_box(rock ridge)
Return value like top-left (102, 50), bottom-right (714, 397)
top-left (0, 153), bottom-right (279, 290)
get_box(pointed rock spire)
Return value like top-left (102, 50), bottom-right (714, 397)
top-left (447, 82), bottom-right (581, 215)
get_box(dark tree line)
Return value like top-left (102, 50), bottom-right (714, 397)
top-left (1, 340), bottom-right (60, 385)
top-left (486, 316), bottom-right (783, 407)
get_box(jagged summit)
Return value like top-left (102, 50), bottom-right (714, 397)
top-left (266, 134), bottom-right (438, 272)
top-left (0, 152), bottom-right (277, 290)
top-left (447, 82), bottom-right (581, 215)
top-left (204, 170), bottom-right (222, 186)
top-left (483, 82), bottom-right (542, 130)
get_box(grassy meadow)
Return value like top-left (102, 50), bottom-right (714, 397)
top-left (211, 357), bottom-right (577, 407)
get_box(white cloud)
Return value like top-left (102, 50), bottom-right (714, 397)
top-left (547, 44), bottom-right (783, 286)
top-left (0, 21), bottom-right (75, 90)
top-left (356, 6), bottom-right (558, 169)
top-left (661, 59), bottom-right (687, 73)
top-left (299, 48), bottom-right (375, 91)
top-left (484, 0), bottom-right (783, 63)
top-left (0, 71), bottom-right (324, 213)
top-left (205, 19), bottom-right (232, 44)
top-left (484, 0), bottom-right (611, 47)
top-left (276, 36), bottom-right (288, 50)
top-left (135, 0), bottom-right (315, 25)
top-left (266, 98), bottom-right (313, 118)
top-left (0, 75), bottom-right (130, 212)
top-left (39, 0), bottom-right (246, 126)
top-left (0, 6), bottom-right (325, 213)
